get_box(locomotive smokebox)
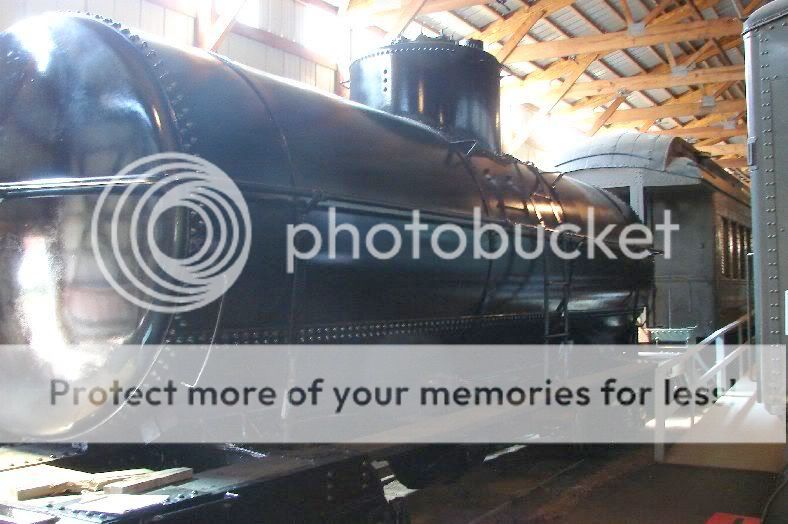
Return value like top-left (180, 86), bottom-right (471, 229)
top-left (350, 35), bottom-right (502, 152)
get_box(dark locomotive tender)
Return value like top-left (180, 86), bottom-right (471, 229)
top-left (0, 15), bottom-right (652, 354)
top-left (0, 12), bottom-right (655, 515)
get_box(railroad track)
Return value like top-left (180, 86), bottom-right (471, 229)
top-left (382, 445), bottom-right (653, 523)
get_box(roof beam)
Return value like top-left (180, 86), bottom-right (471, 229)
top-left (385, 0), bottom-right (428, 38)
top-left (195, 0), bottom-right (244, 51)
top-left (696, 143), bottom-right (747, 156)
top-left (494, 10), bottom-right (550, 63)
top-left (566, 64), bottom-right (744, 98)
top-left (648, 0), bottom-right (722, 25)
top-left (541, 53), bottom-right (599, 114)
top-left (603, 98), bottom-right (746, 124)
top-left (646, 125), bottom-right (747, 139)
top-left (507, 17), bottom-right (742, 63)
top-left (508, 0), bottom-right (683, 114)
top-left (715, 157), bottom-right (749, 169)
top-left (565, 4), bottom-right (677, 115)
top-left (626, 81), bottom-right (734, 131)
top-left (346, 0), bottom-right (487, 17)
top-left (588, 96), bottom-right (626, 136)
top-left (742, 0), bottom-right (767, 16)
top-left (641, 0), bottom-right (674, 24)
top-left (563, 33), bottom-right (741, 113)
top-left (620, 0), bottom-right (634, 24)
top-left (470, 0), bottom-right (575, 46)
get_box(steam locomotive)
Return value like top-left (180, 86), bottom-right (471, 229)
top-left (0, 12), bottom-right (651, 349)
top-left (0, 12), bottom-right (653, 498)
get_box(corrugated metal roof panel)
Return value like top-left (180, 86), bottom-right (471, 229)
top-left (638, 87), bottom-right (670, 101)
top-left (714, 1), bottom-right (740, 18)
top-left (548, 8), bottom-right (597, 36)
top-left (639, 89), bottom-right (668, 104)
top-left (493, 0), bottom-right (522, 15)
top-left (625, 92), bottom-right (650, 108)
top-left (585, 60), bottom-right (609, 79)
top-left (454, 6), bottom-right (497, 27)
top-left (625, 46), bottom-right (662, 69)
top-left (576, 0), bottom-right (626, 32)
top-left (528, 19), bottom-right (563, 41)
top-left (601, 50), bottom-right (643, 75)
top-left (418, 12), bottom-right (475, 37)
top-left (728, 49), bottom-right (744, 64)
top-left (628, 1), bottom-right (651, 22)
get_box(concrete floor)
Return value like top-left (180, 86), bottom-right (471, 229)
top-left (388, 445), bottom-right (781, 523)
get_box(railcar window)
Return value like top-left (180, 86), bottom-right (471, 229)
top-left (740, 225), bottom-right (751, 280)
top-left (730, 222), bottom-right (740, 279)
top-left (721, 217), bottom-right (731, 278)
top-left (718, 217), bottom-right (752, 280)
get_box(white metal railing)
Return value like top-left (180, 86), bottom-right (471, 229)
top-left (653, 311), bottom-right (755, 461)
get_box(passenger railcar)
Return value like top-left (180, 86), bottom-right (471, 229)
top-left (554, 133), bottom-right (751, 342)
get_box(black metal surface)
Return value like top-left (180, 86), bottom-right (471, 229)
top-left (349, 34), bottom-right (502, 152)
top-left (0, 13), bottom-right (653, 438)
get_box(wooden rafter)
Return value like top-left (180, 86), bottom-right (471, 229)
top-left (642, 0), bottom-right (674, 24)
top-left (588, 96), bottom-right (626, 136)
top-left (647, 125), bottom-right (747, 139)
top-left (696, 143), bottom-right (746, 156)
top-left (504, 0), bottom-right (736, 132)
top-left (566, 65), bottom-right (743, 98)
top-left (195, 0), bottom-right (244, 51)
top-left (649, 0), bottom-right (722, 25)
top-left (385, 0), bottom-right (428, 39)
top-left (562, 3), bottom-right (683, 124)
top-left (617, 82), bottom-right (733, 131)
top-left (507, 0), bottom-right (689, 117)
top-left (469, 0), bottom-right (575, 46)
top-left (541, 53), bottom-right (599, 114)
top-left (494, 9), bottom-right (548, 63)
top-left (534, 16), bottom-right (635, 113)
top-left (507, 17), bottom-right (741, 63)
top-left (596, 98), bottom-right (746, 124)
top-left (741, 0), bottom-right (768, 17)
top-left (564, 32), bottom-right (742, 114)
top-left (619, 0), bottom-right (634, 25)
top-left (715, 157), bottom-right (749, 169)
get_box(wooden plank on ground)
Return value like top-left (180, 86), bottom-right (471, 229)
top-left (103, 468), bottom-right (193, 495)
top-left (0, 466), bottom-right (153, 501)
